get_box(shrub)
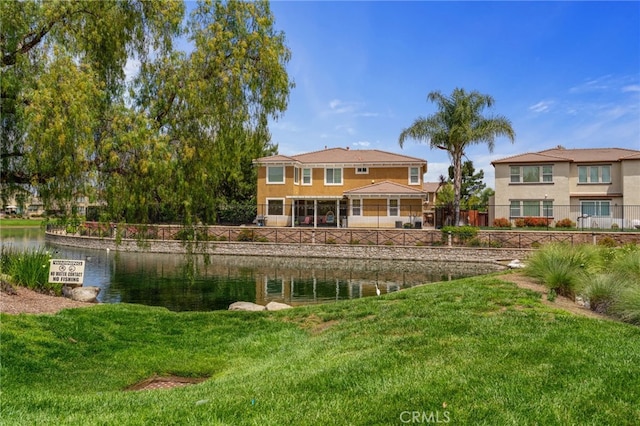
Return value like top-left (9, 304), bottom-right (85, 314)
top-left (0, 246), bottom-right (59, 294)
top-left (492, 218), bottom-right (511, 228)
top-left (597, 236), bottom-right (617, 248)
top-left (523, 217), bottom-right (550, 227)
top-left (582, 274), bottom-right (623, 314)
top-left (611, 286), bottom-right (640, 325)
top-left (441, 226), bottom-right (478, 244)
top-left (611, 223), bottom-right (620, 231)
top-left (514, 218), bottom-right (525, 228)
top-left (524, 243), bottom-right (603, 299)
top-left (555, 218), bottom-right (575, 229)
top-left (236, 229), bottom-right (255, 242)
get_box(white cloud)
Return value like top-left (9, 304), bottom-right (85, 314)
top-left (622, 84), bottom-right (640, 93)
top-left (529, 100), bottom-right (554, 113)
top-left (569, 75), bottom-right (613, 94)
top-left (327, 99), bottom-right (358, 114)
top-left (352, 141), bottom-right (370, 147)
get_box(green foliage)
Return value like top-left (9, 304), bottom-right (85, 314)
top-left (441, 225), bottom-right (478, 243)
top-left (597, 236), bottom-right (617, 248)
top-left (2, 0), bottom-right (292, 225)
top-left (582, 274), bottom-right (623, 314)
top-left (492, 217), bottom-right (511, 228)
top-left (525, 243), bottom-right (603, 298)
top-left (0, 246), bottom-right (58, 294)
top-left (236, 228), bottom-right (256, 242)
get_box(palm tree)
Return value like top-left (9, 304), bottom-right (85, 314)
top-left (399, 88), bottom-right (515, 226)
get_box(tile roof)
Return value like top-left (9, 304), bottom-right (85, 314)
top-left (254, 147), bottom-right (426, 165)
top-left (343, 181), bottom-right (426, 197)
top-left (422, 182), bottom-right (442, 193)
top-left (491, 147), bottom-right (640, 165)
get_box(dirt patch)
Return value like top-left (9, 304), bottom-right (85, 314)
top-left (498, 272), bottom-right (608, 320)
top-left (1, 286), bottom-right (93, 315)
top-left (125, 375), bottom-right (207, 391)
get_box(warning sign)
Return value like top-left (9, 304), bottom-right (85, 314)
top-left (48, 259), bottom-right (85, 285)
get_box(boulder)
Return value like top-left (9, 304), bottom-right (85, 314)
top-left (64, 286), bottom-right (101, 303)
top-left (507, 259), bottom-right (526, 269)
top-left (228, 301), bottom-right (266, 311)
top-left (265, 301), bottom-right (292, 311)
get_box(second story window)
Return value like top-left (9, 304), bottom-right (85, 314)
top-left (578, 165), bottom-right (611, 183)
top-left (325, 168), bottom-right (342, 185)
top-left (356, 167), bottom-right (368, 174)
top-left (409, 167), bottom-right (420, 185)
top-left (294, 167), bottom-right (299, 184)
top-left (302, 168), bottom-right (312, 185)
top-left (267, 166), bottom-right (284, 184)
top-left (510, 165), bottom-right (553, 183)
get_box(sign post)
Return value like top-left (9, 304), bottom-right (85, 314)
top-left (48, 259), bottom-right (85, 286)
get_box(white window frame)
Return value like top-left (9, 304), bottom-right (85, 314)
top-left (266, 198), bottom-right (285, 216)
top-left (302, 168), bottom-right (312, 185)
top-left (408, 167), bottom-right (420, 185)
top-left (355, 167), bottom-right (369, 174)
top-left (578, 165), bottom-right (611, 184)
top-left (325, 167), bottom-right (343, 185)
top-left (510, 165), bottom-right (553, 183)
top-left (509, 200), bottom-right (554, 217)
top-left (581, 200), bottom-right (611, 217)
top-left (294, 167), bottom-right (300, 185)
top-left (388, 199), bottom-right (399, 217)
top-left (267, 166), bottom-right (285, 184)
top-left (351, 199), bottom-right (361, 216)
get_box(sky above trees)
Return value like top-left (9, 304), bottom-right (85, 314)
top-left (264, 1), bottom-right (640, 186)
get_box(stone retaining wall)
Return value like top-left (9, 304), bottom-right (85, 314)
top-left (46, 231), bottom-right (531, 264)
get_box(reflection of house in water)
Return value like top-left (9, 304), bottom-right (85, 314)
top-left (258, 274), bottom-right (403, 306)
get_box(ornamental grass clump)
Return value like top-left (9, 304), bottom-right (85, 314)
top-left (524, 243), bottom-right (603, 299)
top-left (582, 274), bottom-right (624, 314)
top-left (0, 246), bottom-right (57, 294)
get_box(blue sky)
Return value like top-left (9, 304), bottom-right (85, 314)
top-left (265, 1), bottom-right (640, 187)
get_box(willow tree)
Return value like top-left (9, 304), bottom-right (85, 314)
top-left (399, 88), bottom-right (515, 226)
top-left (1, 0), bottom-right (183, 213)
top-left (2, 0), bottom-right (292, 225)
top-left (128, 0), bottom-right (291, 224)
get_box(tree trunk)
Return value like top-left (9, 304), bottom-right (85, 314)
top-left (453, 151), bottom-right (463, 226)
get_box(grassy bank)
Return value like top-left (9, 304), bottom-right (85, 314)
top-left (0, 218), bottom-right (45, 227)
top-left (2, 273), bottom-right (639, 425)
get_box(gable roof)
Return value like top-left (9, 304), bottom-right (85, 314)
top-left (254, 147), bottom-right (426, 166)
top-left (491, 147), bottom-right (640, 165)
top-left (343, 181), bottom-right (426, 198)
top-left (423, 182), bottom-right (441, 193)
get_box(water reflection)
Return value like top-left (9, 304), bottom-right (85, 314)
top-left (1, 227), bottom-right (502, 311)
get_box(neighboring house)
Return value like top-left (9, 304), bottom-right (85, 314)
top-left (422, 181), bottom-right (441, 227)
top-left (253, 147), bottom-right (428, 228)
top-left (491, 147), bottom-right (640, 228)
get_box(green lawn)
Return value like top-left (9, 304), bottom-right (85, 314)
top-left (2, 273), bottom-right (639, 425)
top-left (0, 218), bottom-right (45, 227)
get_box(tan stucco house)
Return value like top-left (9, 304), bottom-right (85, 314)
top-left (491, 147), bottom-right (640, 228)
top-left (253, 147), bottom-right (428, 228)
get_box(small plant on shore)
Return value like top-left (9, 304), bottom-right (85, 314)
top-left (0, 246), bottom-right (59, 294)
top-left (582, 274), bottom-right (623, 314)
top-left (524, 243), bottom-right (602, 299)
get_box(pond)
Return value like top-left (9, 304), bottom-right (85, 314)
top-left (1, 227), bottom-right (502, 311)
